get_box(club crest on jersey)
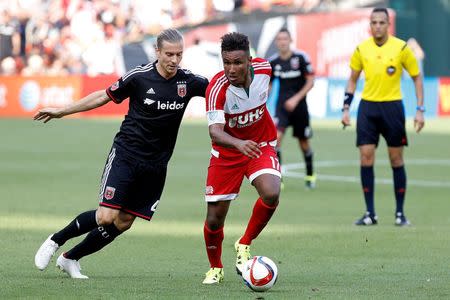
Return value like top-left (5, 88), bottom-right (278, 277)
top-left (177, 81), bottom-right (187, 97)
top-left (104, 186), bottom-right (116, 200)
top-left (290, 57), bottom-right (300, 69)
top-left (386, 65), bottom-right (396, 75)
top-left (110, 81), bottom-right (119, 91)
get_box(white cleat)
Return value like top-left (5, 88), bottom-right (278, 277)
top-left (35, 234), bottom-right (59, 271)
top-left (56, 254), bottom-right (89, 279)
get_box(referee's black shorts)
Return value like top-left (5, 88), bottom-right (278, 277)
top-left (356, 99), bottom-right (408, 147)
top-left (98, 145), bottom-right (167, 220)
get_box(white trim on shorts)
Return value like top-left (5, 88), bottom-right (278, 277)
top-left (205, 193), bottom-right (239, 202)
top-left (248, 168), bottom-right (281, 183)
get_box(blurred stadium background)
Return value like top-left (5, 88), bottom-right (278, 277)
top-left (0, 0), bottom-right (449, 118)
top-left (1, 0), bottom-right (450, 298)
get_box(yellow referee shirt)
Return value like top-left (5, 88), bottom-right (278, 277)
top-left (350, 36), bottom-right (420, 101)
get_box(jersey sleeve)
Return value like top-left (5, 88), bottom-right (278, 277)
top-left (106, 69), bottom-right (138, 103)
top-left (300, 52), bottom-right (314, 75)
top-left (349, 47), bottom-right (363, 71)
top-left (205, 73), bottom-right (227, 126)
top-left (401, 44), bottom-right (420, 77)
top-left (191, 74), bottom-right (209, 97)
top-left (252, 58), bottom-right (272, 77)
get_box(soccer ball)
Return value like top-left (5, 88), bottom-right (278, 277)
top-left (242, 256), bottom-right (278, 292)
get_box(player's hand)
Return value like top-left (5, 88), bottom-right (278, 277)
top-left (341, 109), bottom-right (351, 129)
top-left (284, 98), bottom-right (298, 113)
top-left (236, 140), bottom-right (262, 158)
top-left (414, 110), bottom-right (425, 133)
top-left (33, 107), bottom-right (65, 123)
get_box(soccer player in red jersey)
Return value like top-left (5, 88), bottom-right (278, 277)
top-left (201, 32), bottom-right (281, 284)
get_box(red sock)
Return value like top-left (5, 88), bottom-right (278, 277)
top-left (203, 222), bottom-right (224, 268)
top-left (240, 198), bottom-right (278, 245)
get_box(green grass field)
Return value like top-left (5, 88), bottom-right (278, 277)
top-left (1, 118), bottom-right (450, 299)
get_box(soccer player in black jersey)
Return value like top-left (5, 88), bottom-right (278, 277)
top-left (269, 28), bottom-right (315, 189)
top-left (33, 29), bottom-right (209, 278)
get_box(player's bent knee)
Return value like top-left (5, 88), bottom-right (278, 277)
top-left (96, 207), bottom-right (118, 226)
top-left (261, 192), bottom-right (279, 206)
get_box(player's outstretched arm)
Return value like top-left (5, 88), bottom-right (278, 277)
top-left (34, 90), bottom-right (111, 123)
top-left (209, 124), bottom-right (262, 159)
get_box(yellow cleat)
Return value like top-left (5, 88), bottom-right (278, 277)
top-left (305, 174), bottom-right (316, 189)
top-left (202, 268), bottom-right (224, 284)
top-left (234, 238), bottom-right (251, 275)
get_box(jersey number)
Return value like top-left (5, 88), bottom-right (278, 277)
top-left (270, 156), bottom-right (280, 171)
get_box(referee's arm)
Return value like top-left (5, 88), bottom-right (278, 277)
top-left (411, 74), bottom-right (425, 132)
top-left (341, 69), bottom-right (361, 127)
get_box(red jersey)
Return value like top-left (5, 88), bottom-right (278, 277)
top-left (205, 58), bottom-right (277, 158)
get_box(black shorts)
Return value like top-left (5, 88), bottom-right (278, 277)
top-left (98, 146), bottom-right (167, 220)
top-left (356, 99), bottom-right (408, 147)
top-left (275, 101), bottom-right (312, 139)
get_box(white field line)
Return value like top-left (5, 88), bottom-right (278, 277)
top-left (283, 159), bottom-right (450, 188)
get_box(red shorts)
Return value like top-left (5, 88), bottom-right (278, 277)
top-left (205, 146), bottom-right (281, 202)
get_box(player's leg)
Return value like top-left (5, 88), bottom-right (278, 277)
top-left (292, 105), bottom-right (315, 188)
top-left (203, 156), bottom-right (244, 284)
top-left (355, 100), bottom-right (379, 225)
top-left (235, 147), bottom-right (281, 274)
top-left (35, 147), bottom-right (119, 271)
top-left (57, 207), bottom-right (135, 278)
top-left (299, 138), bottom-right (315, 189)
top-left (202, 201), bottom-right (230, 284)
top-left (387, 146), bottom-right (409, 225)
top-left (381, 100), bottom-right (409, 226)
top-left (57, 146), bottom-right (137, 278)
top-left (34, 210), bottom-right (98, 271)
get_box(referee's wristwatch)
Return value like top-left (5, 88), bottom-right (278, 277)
top-left (416, 105), bottom-right (426, 112)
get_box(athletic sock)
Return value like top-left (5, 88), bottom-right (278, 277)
top-left (303, 149), bottom-right (314, 176)
top-left (51, 210), bottom-right (98, 246)
top-left (239, 197), bottom-right (278, 245)
top-left (64, 223), bottom-right (122, 261)
top-left (392, 165), bottom-right (407, 214)
top-left (361, 166), bottom-right (375, 216)
top-left (203, 222), bottom-right (224, 268)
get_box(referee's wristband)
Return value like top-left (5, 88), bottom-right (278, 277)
top-left (343, 92), bottom-right (354, 107)
top-left (416, 105), bottom-right (425, 112)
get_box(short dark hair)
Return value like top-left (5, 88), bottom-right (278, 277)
top-left (278, 28), bottom-right (291, 37)
top-left (221, 32), bottom-right (249, 54)
top-left (372, 7), bottom-right (389, 18)
top-left (156, 28), bottom-right (184, 49)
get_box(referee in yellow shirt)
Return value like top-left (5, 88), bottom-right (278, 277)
top-left (341, 7), bottom-right (425, 226)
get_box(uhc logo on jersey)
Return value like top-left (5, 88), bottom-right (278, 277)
top-left (177, 81), bottom-right (187, 97)
top-left (228, 106), bottom-right (265, 128)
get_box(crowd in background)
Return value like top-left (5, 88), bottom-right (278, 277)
top-left (0, 0), bottom-right (332, 76)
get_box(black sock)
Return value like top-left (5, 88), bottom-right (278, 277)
top-left (51, 210), bottom-right (98, 246)
top-left (276, 148), bottom-right (282, 165)
top-left (361, 166), bottom-right (375, 216)
top-left (393, 165), bottom-right (407, 214)
top-left (64, 223), bottom-right (122, 261)
top-left (303, 149), bottom-right (314, 176)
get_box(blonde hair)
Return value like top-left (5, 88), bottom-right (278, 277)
top-left (156, 28), bottom-right (184, 49)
